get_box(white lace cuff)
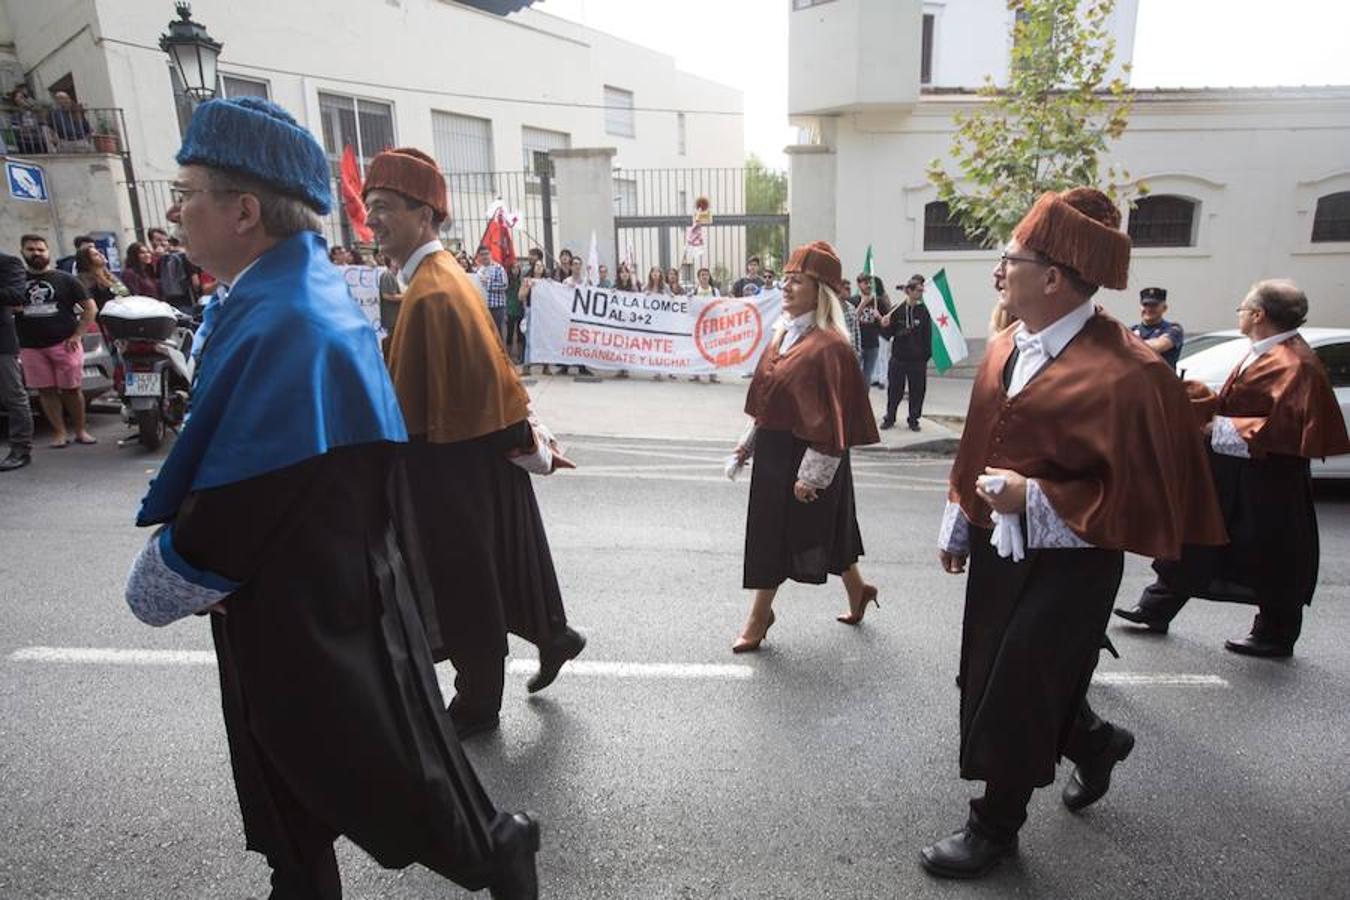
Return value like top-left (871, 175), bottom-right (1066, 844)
top-left (1211, 415), bottom-right (1251, 458)
top-left (937, 500), bottom-right (971, 554)
top-left (735, 420), bottom-right (758, 458)
top-left (797, 448), bottom-right (842, 490)
top-left (125, 526), bottom-right (240, 626)
top-left (1026, 479), bottom-right (1093, 549)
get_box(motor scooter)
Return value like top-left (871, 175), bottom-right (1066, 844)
top-left (97, 296), bottom-right (197, 451)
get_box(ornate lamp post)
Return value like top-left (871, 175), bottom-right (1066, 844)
top-left (159, 2), bottom-right (223, 104)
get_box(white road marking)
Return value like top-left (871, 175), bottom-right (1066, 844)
top-left (1093, 672), bottom-right (1229, 687)
top-left (8, 646), bottom-right (753, 680)
top-left (504, 659), bottom-right (754, 680)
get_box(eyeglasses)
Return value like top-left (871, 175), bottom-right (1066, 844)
top-left (169, 186), bottom-right (245, 205)
top-left (996, 253), bottom-right (1046, 271)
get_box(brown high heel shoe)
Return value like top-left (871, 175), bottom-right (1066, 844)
top-left (837, 584), bottom-right (879, 625)
top-left (732, 610), bottom-right (776, 654)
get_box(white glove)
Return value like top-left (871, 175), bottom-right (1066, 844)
top-left (976, 474), bottom-right (1025, 562)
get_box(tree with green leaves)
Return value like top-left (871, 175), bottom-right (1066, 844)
top-left (745, 153), bottom-right (789, 268)
top-left (927, 0), bottom-right (1141, 247)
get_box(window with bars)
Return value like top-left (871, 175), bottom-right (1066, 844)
top-left (169, 68), bottom-right (272, 138)
top-left (432, 110), bottom-right (495, 193)
top-left (923, 201), bottom-right (983, 251)
top-left (1311, 191), bottom-right (1350, 243)
top-left (604, 85), bottom-right (635, 138)
top-left (317, 92), bottom-right (394, 172)
top-left (1128, 195), bottom-right (1197, 248)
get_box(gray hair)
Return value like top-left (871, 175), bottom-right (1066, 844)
top-left (1246, 278), bottom-right (1308, 330)
top-left (204, 168), bottom-right (324, 239)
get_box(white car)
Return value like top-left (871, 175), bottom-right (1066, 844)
top-left (1175, 327), bottom-right (1350, 479)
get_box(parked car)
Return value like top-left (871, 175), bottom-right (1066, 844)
top-left (1175, 327), bottom-right (1350, 479)
top-left (12, 320), bottom-right (114, 409)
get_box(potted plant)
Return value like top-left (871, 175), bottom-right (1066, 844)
top-left (91, 112), bottom-right (120, 153)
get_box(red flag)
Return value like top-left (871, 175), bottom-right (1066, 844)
top-left (339, 144), bottom-right (373, 243)
top-left (479, 208), bottom-right (516, 271)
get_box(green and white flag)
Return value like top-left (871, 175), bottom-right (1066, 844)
top-left (862, 244), bottom-right (875, 278)
top-left (929, 269), bottom-right (968, 373)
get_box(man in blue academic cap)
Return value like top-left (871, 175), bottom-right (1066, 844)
top-left (122, 96), bottom-right (539, 900)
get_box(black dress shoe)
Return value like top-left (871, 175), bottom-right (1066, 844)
top-left (1224, 635), bottom-right (1293, 658)
top-left (528, 627), bottom-right (587, 694)
top-left (920, 827), bottom-right (1016, 879)
top-left (908, 420), bottom-right (921, 432)
top-left (1063, 726), bottom-right (1135, 812)
top-left (1112, 606), bottom-right (1169, 634)
top-left (0, 450), bottom-right (32, 471)
top-left (450, 709), bottom-right (500, 740)
top-left (489, 811), bottom-right (541, 900)
top-left (879, 417), bottom-right (896, 430)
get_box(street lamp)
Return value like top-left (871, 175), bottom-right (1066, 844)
top-left (159, 2), bottom-right (223, 104)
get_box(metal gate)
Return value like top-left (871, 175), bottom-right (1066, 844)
top-left (612, 166), bottom-right (788, 291)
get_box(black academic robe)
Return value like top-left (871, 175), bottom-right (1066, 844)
top-left (173, 443), bottom-right (497, 889)
top-left (403, 421), bottom-right (570, 671)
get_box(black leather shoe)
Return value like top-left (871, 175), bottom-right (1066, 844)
top-left (880, 418), bottom-right (896, 430)
top-left (1063, 726), bottom-right (1135, 812)
top-left (489, 811), bottom-right (541, 900)
top-left (908, 420), bottom-right (921, 432)
top-left (1224, 635), bottom-right (1293, 658)
top-left (1112, 606), bottom-right (1169, 634)
top-left (920, 826), bottom-right (1016, 879)
top-left (528, 627), bottom-right (587, 694)
top-left (450, 709), bottom-right (500, 740)
top-left (0, 450), bottom-right (32, 472)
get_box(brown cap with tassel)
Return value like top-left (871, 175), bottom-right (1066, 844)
top-left (1011, 187), bottom-right (1131, 290)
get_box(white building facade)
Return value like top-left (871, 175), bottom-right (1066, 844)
top-left (0, 0), bottom-right (745, 257)
top-left (788, 0), bottom-right (1350, 336)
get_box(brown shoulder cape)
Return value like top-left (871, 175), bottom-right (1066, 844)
top-left (386, 251), bottom-right (530, 443)
top-left (1206, 335), bottom-right (1349, 459)
top-left (949, 313), bottom-right (1226, 561)
top-left (745, 326), bottom-right (879, 455)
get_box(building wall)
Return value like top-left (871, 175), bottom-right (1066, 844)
top-left (829, 89), bottom-right (1350, 335)
top-left (0, 152), bottom-right (134, 255)
top-left (7, 0), bottom-right (742, 183)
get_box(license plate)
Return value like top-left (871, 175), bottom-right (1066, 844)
top-left (125, 372), bottom-right (162, 397)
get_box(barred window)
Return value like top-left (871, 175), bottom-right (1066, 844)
top-left (1128, 195), bottom-right (1197, 248)
top-left (923, 201), bottom-right (982, 251)
top-left (604, 86), bottom-right (636, 138)
top-left (318, 92), bottom-right (394, 171)
top-left (432, 111), bottom-right (494, 193)
top-left (1311, 191), bottom-right (1350, 243)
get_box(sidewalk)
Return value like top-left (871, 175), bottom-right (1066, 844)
top-left (524, 370), bottom-right (971, 452)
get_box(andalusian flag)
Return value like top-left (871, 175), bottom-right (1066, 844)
top-left (929, 269), bottom-right (968, 373)
top-left (862, 244), bottom-right (875, 279)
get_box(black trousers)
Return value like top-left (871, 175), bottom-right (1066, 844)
top-left (968, 702), bottom-right (1116, 843)
top-left (1137, 580), bottom-right (1305, 647)
top-left (886, 358), bottom-right (927, 424)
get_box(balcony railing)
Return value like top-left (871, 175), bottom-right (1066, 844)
top-left (0, 104), bottom-right (129, 157)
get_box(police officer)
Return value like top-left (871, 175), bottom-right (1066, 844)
top-left (1130, 287), bottom-right (1184, 368)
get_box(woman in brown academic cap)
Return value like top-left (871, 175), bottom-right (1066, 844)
top-left (730, 241), bottom-right (881, 653)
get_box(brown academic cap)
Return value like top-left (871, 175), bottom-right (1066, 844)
top-left (363, 147), bottom-right (448, 219)
top-left (1011, 187), bottom-right (1131, 290)
top-left (783, 240), bottom-right (847, 295)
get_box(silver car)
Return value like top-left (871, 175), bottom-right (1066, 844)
top-left (1176, 327), bottom-right (1350, 479)
top-left (18, 322), bottom-right (115, 407)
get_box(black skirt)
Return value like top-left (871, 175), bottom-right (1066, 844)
top-left (959, 527), bottom-right (1124, 788)
top-left (1154, 451), bottom-right (1319, 611)
top-left (742, 428), bottom-right (864, 589)
top-left (403, 433), bottom-right (570, 663)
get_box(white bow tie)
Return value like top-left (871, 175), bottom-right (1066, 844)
top-left (1014, 330), bottom-right (1044, 356)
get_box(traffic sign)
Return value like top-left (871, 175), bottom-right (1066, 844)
top-left (6, 160), bottom-right (48, 202)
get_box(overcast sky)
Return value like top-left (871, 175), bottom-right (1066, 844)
top-left (533, 0), bottom-right (1350, 168)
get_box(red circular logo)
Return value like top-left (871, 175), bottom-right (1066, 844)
top-left (694, 299), bottom-right (763, 367)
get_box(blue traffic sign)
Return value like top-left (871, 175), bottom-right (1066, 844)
top-left (6, 160), bottom-right (48, 202)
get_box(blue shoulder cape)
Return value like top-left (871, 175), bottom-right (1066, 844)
top-left (137, 231), bottom-right (406, 525)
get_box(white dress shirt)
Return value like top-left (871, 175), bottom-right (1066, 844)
top-left (1212, 328), bottom-right (1301, 457)
top-left (1238, 328), bottom-right (1299, 373)
top-left (1006, 299), bottom-right (1096, 397)
top-left (399, 240), bottom-right (445, 288)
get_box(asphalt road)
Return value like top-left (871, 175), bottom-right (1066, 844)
top-left (3, 410), bottom-right (1349, 899)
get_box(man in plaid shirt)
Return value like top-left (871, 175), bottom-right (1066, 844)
top-left (473, 244), bottom-right (509, 338)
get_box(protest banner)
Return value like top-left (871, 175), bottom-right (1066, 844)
top-left (526, 282), bottom-right (783, 376)
top-left (340, 265), bottom-right (384, 335)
